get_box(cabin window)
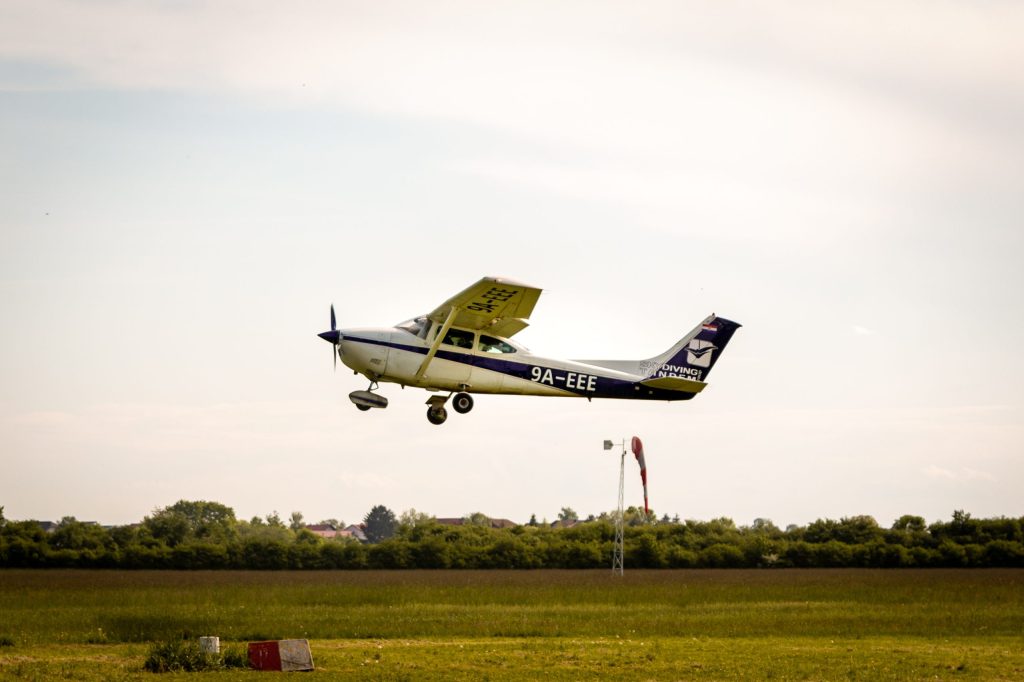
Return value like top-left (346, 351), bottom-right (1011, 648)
top-left (441, 328), bottom-right (475, 349)
top-left (478, 335), bottom-right (516, 354)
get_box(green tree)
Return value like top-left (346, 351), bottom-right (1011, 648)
top-left (558, 507), bottom-right (578, 523)
top-left (50, 517), bottom-right (112, 553)
top-left (144, 500), bottom-right (237, 546)
top-left (891, 514), bottom-right (926, 533)
top-left (835, 516), bottom-right (883, 544)
top-left (289, 511), bottom-right (305, 531)
top-left (464, 512), bottom-right (491, 527)
top-left (399, 508), bottom-right (434, 529)
top-left (363, 505), bottom-right (397, 543)
top-left (143, 510), bottom-right (191, 547)
top-left (751, 518), bottom-right (781, 535)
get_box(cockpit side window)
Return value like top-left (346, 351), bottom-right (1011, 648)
top-left (441, 328), bottom-right (475, 349)
top-left (478, 334), bottom-right (516, 354)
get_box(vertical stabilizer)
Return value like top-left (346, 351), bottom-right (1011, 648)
top-left (640, 315), bottom-right (741, 383)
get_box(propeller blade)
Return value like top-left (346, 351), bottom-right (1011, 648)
top-left (331, 304), bottom-right (337, 371)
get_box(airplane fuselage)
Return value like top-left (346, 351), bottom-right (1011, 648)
top-left (337, 325), bottom-right (697, 402)
top-left (318, 275), bottom-right (740, 424)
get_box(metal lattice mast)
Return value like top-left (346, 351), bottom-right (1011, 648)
top-left (613, 444), bottom-right (625, 576)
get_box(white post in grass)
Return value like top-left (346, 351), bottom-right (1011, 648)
top-left (199, 636), bottom-right (219, 654)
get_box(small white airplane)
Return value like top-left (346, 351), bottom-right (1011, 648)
top-left (318, 276), bottom-right (740, 425)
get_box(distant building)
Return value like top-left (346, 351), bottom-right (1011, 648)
top-left (340, 524), bottom-right (367, 542)
top-left (550, 519), bottom-right (580, 529)
top-left (304, 524), bottom-right (341, 539)
top-left (35, 520), bottom-right (99, 532)
top-left (305, 523), bottom-right (367, 542)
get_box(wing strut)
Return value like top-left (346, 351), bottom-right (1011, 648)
top-left (414, 306), bottom-right (459, 382)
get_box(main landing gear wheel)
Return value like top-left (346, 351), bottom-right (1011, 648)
top-left (452, 392), bottom-right (474, 414)
top-left (355, 404), bottom-right (371, 412)
top-left (427, 406), bottom-right (448, 425)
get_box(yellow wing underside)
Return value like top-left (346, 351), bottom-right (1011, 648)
top-left (427, 276), bottom-right (542, 338)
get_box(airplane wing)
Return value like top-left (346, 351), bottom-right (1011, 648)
top-left (426, 276), bottom-right (542, 338)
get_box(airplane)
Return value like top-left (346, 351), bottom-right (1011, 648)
top-left (318, 276), bottom-right (741, 425)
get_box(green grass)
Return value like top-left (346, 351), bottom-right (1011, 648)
top-left (1, 569), bottom-right (1022, 679)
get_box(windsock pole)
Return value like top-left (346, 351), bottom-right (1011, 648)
top-left (614, 445), bottom-right (625, 575)
top-left (605, 438), bottom-right (626, 576)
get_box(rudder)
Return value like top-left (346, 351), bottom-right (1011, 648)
top-left (641, 315), bottom-right (741, 383)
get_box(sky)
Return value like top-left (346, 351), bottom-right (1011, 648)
top-left (2, 1), bottom-right (1023, 530)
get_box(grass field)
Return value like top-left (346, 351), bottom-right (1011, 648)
top-left (1, 569), bottom-right (1022, 679)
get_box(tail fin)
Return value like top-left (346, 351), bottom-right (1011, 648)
top-left (639, 315), bottom-right (741, 382)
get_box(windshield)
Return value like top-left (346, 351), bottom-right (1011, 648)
top-left (396, 316), bottom-right (429, 339)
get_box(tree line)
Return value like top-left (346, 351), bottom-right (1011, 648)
top-left (1, 503), bottom-right (1022, 569)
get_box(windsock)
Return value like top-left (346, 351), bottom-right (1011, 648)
top-left (631, 436), bottom-right (649, 515)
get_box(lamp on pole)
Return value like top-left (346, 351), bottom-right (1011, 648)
top-left (603, 439), bottom-right (626, 576)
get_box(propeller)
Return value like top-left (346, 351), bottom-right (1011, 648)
top-left (318, 304), bottom-right (341, 370)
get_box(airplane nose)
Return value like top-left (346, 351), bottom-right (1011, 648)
top-left (318, 330), bottom-right (341, 344)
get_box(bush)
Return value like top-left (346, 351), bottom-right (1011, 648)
top-left (143, 639), bottom-right (248, 673)
top-left (144, 640), bottom-right (210, 673)
top-left (666, 546), bottom-right (698, 568)
top-left (984, 540), bottom-right (1024, 567)
top-left (367, 540), bottom-right (411, 569)
top-left (699, 543), bottom-right (746, 568)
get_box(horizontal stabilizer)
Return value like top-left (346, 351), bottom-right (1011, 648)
top-left (639, 376), bottom-right (707, 393)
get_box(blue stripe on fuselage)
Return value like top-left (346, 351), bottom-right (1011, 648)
top-left (343, 334), bottom-right (697, 401)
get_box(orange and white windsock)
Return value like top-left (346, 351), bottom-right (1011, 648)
top-left (631, 436), bottom-right (649, 515)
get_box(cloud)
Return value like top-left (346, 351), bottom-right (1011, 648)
top-left (961, 468), bottom-right (997, 482)
top-left (336, 472), bottom-right (397, 491)
top-left (923, 466), bottom-right (956, 480)
top-left (2, 0), bottom-right (1020, 182)
top-left (923, 465), bottom-right (996, 482)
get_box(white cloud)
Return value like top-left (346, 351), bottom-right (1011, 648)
top-left (2, 0), bottom-right (1019, 182)
top-left (924, 466), bottom-right (956, 480)
top-left (924, 465), bottom-right (997, 482)
top-left (336, 472), bottom-right (397, 491)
